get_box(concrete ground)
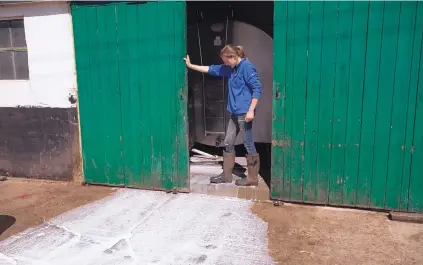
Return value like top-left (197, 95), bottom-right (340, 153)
top-left (1, 177), bottom-right (423, 265)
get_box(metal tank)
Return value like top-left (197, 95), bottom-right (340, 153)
top-left (187, 19), bottom-right (273, 148)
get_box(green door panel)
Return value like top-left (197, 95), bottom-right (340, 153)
top-left (71, 1), bottom-right (189, 191)
top-left (272, 1), bottom-right (423, 212)
top-left (72, 4), bottom-right (125, 186)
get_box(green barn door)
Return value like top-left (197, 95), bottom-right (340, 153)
top-left (72, 1), bottom-right (189, 191)
top-left (272, 1), bottom-right (423, 212)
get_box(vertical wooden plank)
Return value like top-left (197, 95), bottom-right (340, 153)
top-left (315, 1), bottom-right (338, 203)
top-left (402, 2), bottom-right (423, 212)
top-left (115, 3), bottom-right (130, 184)
top-left (385, 2), bottom-right (416, 210)
top-left (148, 2), bottom-right (159, 187)
top-left (356, 1), bottom-right (384, 208)
top-left (137, 2), bottom-right (153, 187)
top-left (150, 2), bottom-right (163, 187)
top-left (371, 1), bottom-right (400, 209)
top-left (174, 1), bottom-right (189, 190)
top-left (156, 1), bottom-right (172, 190)
top-left (408, 56), bottom-right (423, 212)
top-left (271, 0), bottom-right (288, 199)
top-left (84, 6), bottom-right (102, 184)
top-left (343, 1), bottom-right (369, 206)
top-left (290, 1), bottom-right (309, 201)
top-left (283, 1), bottom-right (296, 200)
top-left (303, 1), bottom-right (324, 202)
top-left (71, 5), bottom-right (93, 183)
top-left (116, 3), bottom-right (143, 187)
top-left (165, 1), bottom-right (186, 190)
top-left (169, 1), bottom-right (183, 190)
top-left (329, 1), bottom-right (353, 205)
top-left (85, 7), bottom-right (104, 183)
top-left (87, 7), bottom-right (109, 184)
top-left (98, 5), bottom-right (125, 185)
top-left (128, 4), bottom-right (143, 187)
top-left (166, 1), bottom-right (178, 190)
top-left (408, 3), bottom-right (423, 213)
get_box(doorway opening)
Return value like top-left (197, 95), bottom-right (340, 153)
top-left (185, 1), bottom-right (274, 199)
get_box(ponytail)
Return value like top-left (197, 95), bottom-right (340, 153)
top-left (235, 45), bottom-right (245, 58)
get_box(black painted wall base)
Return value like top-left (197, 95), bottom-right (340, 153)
top-left (0, 107), bottom-right (80, 181)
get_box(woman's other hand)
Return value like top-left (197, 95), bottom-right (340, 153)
top-left (245, 111), bottom-right (254, 122)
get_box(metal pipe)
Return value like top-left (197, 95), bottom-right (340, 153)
top-left (191, 148), bottom-right (218, 159)
top-left (196, 10), bottom-right (207, 137)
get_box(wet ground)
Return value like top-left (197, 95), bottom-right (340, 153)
top-left (1, 177), bottom-right (423, 265)
top-left (0, 188), bottom-right (272, 265)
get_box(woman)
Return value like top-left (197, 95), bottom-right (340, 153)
top-left (183, 44), bottom-right (263, 186)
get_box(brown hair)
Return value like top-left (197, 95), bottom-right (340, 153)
top-left (220, 44), bottom-right (246, 58)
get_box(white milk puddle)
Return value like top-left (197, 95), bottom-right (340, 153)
top-left (0, 189), bottom-right (274, 265)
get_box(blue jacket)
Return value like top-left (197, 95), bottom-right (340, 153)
top-left (207, 58), bottom-right (262, 115)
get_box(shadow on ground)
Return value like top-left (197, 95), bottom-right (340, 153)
top-left (0, 215), bottom-right (16, 236)
top-left (191, 143), bottom-right (272, 188)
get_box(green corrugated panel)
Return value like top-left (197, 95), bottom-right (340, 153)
top-left (71, 1), bottom-right (188, 191)
top-left (272, 1), bottom-right (423, 212)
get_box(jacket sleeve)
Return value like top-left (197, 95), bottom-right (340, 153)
top-left (208, 64), bottom-right (232, 77)
top-left (244, 64), bottom-right (262, 99)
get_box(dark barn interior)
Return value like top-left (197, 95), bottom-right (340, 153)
top-left (186, 1), bottom-right (274, 188)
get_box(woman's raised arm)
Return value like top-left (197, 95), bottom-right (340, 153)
top-left (183, 55), bottom-right (209, 73)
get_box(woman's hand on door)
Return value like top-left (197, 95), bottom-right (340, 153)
top-left (183, 55), bottom-right (192, 67)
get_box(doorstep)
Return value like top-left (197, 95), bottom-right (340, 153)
top-left (189, 162), bottom-right (270, 202)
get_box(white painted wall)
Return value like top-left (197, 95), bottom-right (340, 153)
top-left (0, 2), bottom-right (77, 108)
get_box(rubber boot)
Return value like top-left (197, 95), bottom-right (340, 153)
top-left (210, 151), bottom-right (235, 184)
top-left (235, 154), bottom-right (259, 186)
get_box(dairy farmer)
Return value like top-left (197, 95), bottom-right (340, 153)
top-left (183, 44), bottom-right (263, 186)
